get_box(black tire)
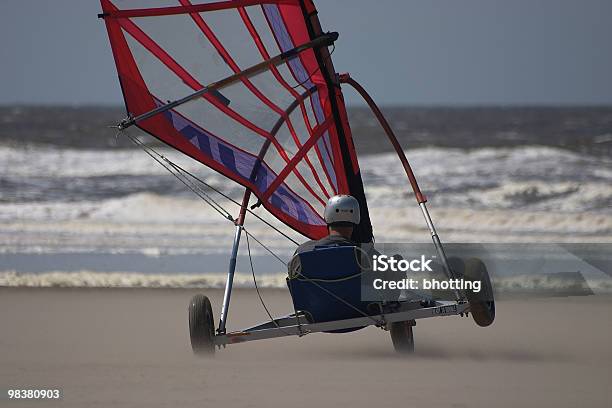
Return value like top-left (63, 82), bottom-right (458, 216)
top-left (463, 258), bottom-right (495, 327)
top-left (188, 294), bottom-right (215, 356)
top-left (390, 320), bottom-right (415, 354)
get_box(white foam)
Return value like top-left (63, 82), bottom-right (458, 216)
top-left (1, 145), bottom-right (611, 254)
top-left (2, 271), bottom-right (610, 293)
top-left (1, 194), bottom-right (610, 256)
top-left (493, 274), bottom-right (612, 294)
top-left (0, 145), bottom-right (203, 178)
top-left (360, 145), bottom-right (612, 212)
top-left (0, 270), bottom-right (286, 288)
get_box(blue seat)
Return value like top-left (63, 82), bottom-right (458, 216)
top-left (287, 246), bottom-right (376, 331)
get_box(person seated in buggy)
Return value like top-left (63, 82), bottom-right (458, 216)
top-left (287, 195), bottom-right (405, 328)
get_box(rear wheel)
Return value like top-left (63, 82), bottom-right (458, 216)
top-left (464, 258), bottom-right (495, 327)
top-left (188, 294), bottom-right (215, 356)
top-left (390, 320), bottom-right (415, 354)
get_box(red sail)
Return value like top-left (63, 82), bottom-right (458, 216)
top-left (100, 0), bottom-right (372, 241)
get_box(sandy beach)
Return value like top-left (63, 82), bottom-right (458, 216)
top-left (2, 0), bottom-right (612, 406)
top-left (1, 288), bottom-right (611, 407)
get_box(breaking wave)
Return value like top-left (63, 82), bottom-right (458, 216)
top-left (2, 144), bottom-right (612, 212)
top-left (1, 145), bottom-right (610, 262)
top-left (0, 271), bottom-right (286, 289)
top-left (2, 271), bottom-right (610, 294)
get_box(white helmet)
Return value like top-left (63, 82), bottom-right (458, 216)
top-left (324, 195), bottom-right (360, 225)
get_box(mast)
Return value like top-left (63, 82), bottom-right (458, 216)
top-left (298, 0), bottom-right (373, 243)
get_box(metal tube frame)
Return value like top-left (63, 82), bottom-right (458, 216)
top-left (215, 300), bottom-right (469, 346)
top-left (339, 73), bottom-right (463, 301)
top-left (217, 224), bottom-right (243, 334)
top-left (218, 71), bottom-right (465, 335)
top-left (217, 189), bottom-right (251, 335)
top-left (419, 202), bottom-right (460, 300)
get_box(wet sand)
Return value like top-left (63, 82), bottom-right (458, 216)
top-left (1, 288), bottom-right (611, 407)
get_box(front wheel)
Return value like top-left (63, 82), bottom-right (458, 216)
top-left (390, 320), bottom-right (415, 354)
top-left (188, 294), bottom-right (216, 356)
top-left (464, 258), bottom-right (495, 327)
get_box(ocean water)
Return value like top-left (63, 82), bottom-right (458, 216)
top-left (1, 106), bottom-right (611, 289)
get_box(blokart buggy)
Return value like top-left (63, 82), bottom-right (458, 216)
top-left (98, 0), bottom-right (496, 356)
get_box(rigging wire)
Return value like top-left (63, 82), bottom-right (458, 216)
top-left (119, 129), bottom-right (383, 332)
top-left (120, 129), bottom-right (300, 246)
top-left (165, 158), bottom-right (300, 246)
top-left (119, 130), bottom-right (384, 328)
top-left (243, 228), bottom-right (288, 266)
top-left (246, 228), bottom-right (382, 333)
top-left (245, 231), bottom-right (301, 336)
top-left (120, 128), bottom-right (301, 334)
top-left (292, 263), bottom-right (384, 327)
top-left (119, 129), bottom-right (293, 268)
top-left (122, 130), bottom-right (235, 222)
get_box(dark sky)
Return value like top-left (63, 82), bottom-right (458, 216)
top-left (1, 0), bottom-right (611, 106)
